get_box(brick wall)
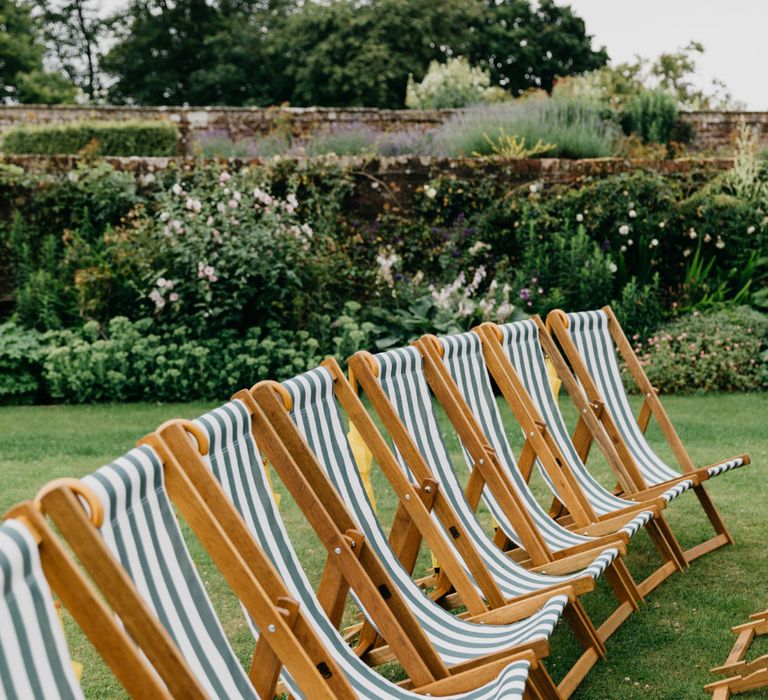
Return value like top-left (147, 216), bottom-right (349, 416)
top-left (2, 104), bottom-right (766, 154)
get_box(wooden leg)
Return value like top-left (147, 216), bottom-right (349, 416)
top-left (684, 484), bottom-right (734, 563)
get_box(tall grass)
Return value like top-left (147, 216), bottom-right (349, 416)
top-left (434, 97), bottom-right (618, 159)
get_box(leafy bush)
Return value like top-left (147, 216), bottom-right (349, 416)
top-left (1, 120), bottom-right (178, 156)
top-left (627, 307), bottom-right (768, 393)
top-left (0, 322), bottom-right (45, 404)
top-left (406, 57), bottom-right (508, 109)
top-left (620, 90), bottom-right (679, 144)
top-left (435, 98), bottom-right (617, 158)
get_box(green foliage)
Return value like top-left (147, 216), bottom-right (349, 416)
top-left (627, 307), bottom-right (768, 393)
top-left (101, 0), bottom-right (606, 109)
top-left (620, 90), bottom-right (679, 144)
top-left (436, 98), bottom-right (617, 158)
top-left (0, 322), bottom-right (44, 404)
top-left (613, 274), bottom-right (664, 341)
top-left (506, 224), bottom-right (616, 317)
top-left (405, 57), bottom-right (507, 109)
top-left (1, 120), bottom-right (178, 156)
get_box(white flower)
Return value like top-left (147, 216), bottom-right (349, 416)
top-left (619, 224), bottom-right (630, 236)
top-left (424, 186), bottom-right (437, 199)
top-left (169, 292), bottom-right (179, 302)
top-left (659, 220), bottom-right (666, 228)
top-left (688, 228), bottom-right (697, 239)
top-left (159, 211), bottom-right (170, 222)
top-left (715, 236), bottom-right (725, 249)
top-left (219, 171), bottom-right (231, 183)
top-left (650, 238), bottom-right (659, 247)
top-left (703, 233), bottom-right (712, 243)
top-left (628, 209), bottom-right (637, 218)
top-left (204, 265), bottom-right (215, 277)
top-left (620, 245), bottom-right (627, 252)
top-left (747, 225), bottom-right (756, 234)
top-left (608, 262), bottom-right (617, 273)
top-left (683, 248), bottom-right (692, 257)
top-left (468, 241), bottom-right (490, 255)
top-left (576, 213), bottom-right (584, 223)
top-left (529, 182), bottom-right (540, 194)
top-left (149, 289), bottom-right (165, 309)
top-left (301, 223), bottom-right (314, 237)
top-left (627, 239), bottom-right (634, 246)
top-left (286, 193), bottom-right (299, 208)
top-left (171, 183), bottom-right (183, 196)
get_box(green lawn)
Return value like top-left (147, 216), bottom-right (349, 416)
top-left (0, 392), bottom-right (765, 699)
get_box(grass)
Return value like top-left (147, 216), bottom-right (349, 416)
top-left (0, 391), bottom-right (765, 698)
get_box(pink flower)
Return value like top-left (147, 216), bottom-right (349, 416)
top-left (169, 292), bottom-right (179, 302)
top-left (219, 171), bottom-right (231, 183)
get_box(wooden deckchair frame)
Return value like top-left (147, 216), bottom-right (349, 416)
top-left (3, 498), bottom-right (190, 700)
top-left (36, 446), bottom-right (350, 700)
top-left (546, 306), bottom-right (751, 564)
top-left (706, 608), bottom-right (768, 699)
top-left (409, 338), bottom-right (646, 644)
top-left (473, 320), bottom-right (688, 594)
top-left (348, 349), bottom-right (624, 698)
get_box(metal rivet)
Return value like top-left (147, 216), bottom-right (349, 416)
top-left (268, 624), bottom-right (276, 633)
top-left (350, 541), bottom-right (356, 549)
top-left (582, 408), bottom-right (587, 414)
top-left (424, 486), bottom-right (432, 493)
top-left (479, 458), bottom-right (484, 465)
top-left (334, 547), bottom-right (342, 555)
top-left (529, 431), bottom-right (535, 437)
top-left (404, 494), bottom-right (411, 501)
top-left (646, 392), bottom-right (651, 398)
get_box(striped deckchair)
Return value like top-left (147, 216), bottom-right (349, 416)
top-left (155, 400), bottom-right (562, 699)
top-left (38, 446), bottom-right (347, 700)
top-left (459, 319), bottom-right (688, 594)
top-left (547, 306), bottom-right (750, 563)
top-left (0, 499), bottom-right (184, 698)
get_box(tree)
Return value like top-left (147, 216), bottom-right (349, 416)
top-left (0, 0), bottom-right (77, 103)
top-left (467, 0), bottom-right (608, 96)
top-left (102, 0), bottom-right (227, 105)
top-left (34, 0), bottom-right (109, 101)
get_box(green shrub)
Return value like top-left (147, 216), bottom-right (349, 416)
top-left (620, 90), bottom-right (679, 144)
top-left (435, 98), bottom-right (617, 158)
top-left (0, 323), bottom-right (45, 404)
top-left (1, 120), bottom-right (178, 156)
top-left (613, 274), bottom-right (664, 340)
top-left (626, 306), bottom-right (768, 393)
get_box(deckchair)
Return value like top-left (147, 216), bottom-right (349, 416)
top-left (36, 446), bottom-right (348, 700)
top-left (706, 606), bottom-right (768, 700)
top-left (252, 365), bottom-right (608, 695)
top-left (463, 319), bottom-right (688, 593)
top-left (152, 403), bottom-right (563, 699)
top-left (0, 503), bottom-right (170, 699)
top-left (547, 306), bottom-right (750, 563)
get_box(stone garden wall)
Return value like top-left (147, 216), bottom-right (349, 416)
top-left (1, 104), bottom-right (767, 154)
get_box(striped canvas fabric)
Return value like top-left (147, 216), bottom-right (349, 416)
top-left (82, 446), bottom-right (258, 700)
top-left (282, 367), bottom-right (569, 663)
top-left (193, 399), bottom-right (535, 699)
top-left (495, 321), bottom-right (687, 508)
top-left (439, 331), bottom-right (652, 545)
top-left (371, 346), bottom-right (618, 596)
top-left (0, 520), bottom-right (84, 700)
top-left (566, 310), bottom-right (745, 484)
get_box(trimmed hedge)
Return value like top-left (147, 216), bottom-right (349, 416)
top-left (0, 120), bottom-right (179, 156)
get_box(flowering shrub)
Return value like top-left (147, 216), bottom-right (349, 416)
top-left (625, 307), bottom-right (768, 394)
top-left (406, 57), bottom-right (507, 110)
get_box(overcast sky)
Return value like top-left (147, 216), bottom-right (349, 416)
top-left (97, 0), bottom-right (768, 109)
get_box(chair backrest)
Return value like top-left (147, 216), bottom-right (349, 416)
top-left (280, 366), bottom-right (566, 664)
top-left (495, 319), bottom-right (639, 516)
top-left (435, 330), bottom-right (593, 550)
top-left (80, 445), bottom-right (259, 700)
top-left (0, 519), bottom-right (84, 700)
top-left (560, 309), bottom-right (680, 485)
top-left (354, 346), bottom-right (613, 598)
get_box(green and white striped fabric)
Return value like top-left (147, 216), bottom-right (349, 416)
top-left (371, 346), bottom-right (618, 597)
top-left (0, 520), bottom-right (83, 700)
top-left (497, 321), bottom-right (692, 505)
top-left (439, 331), bottom-right (653, 543)
top-left (82, 446), bottom-right (258, 700)
top-left (193, 399), bottom-right (535, 699)
top-left (566, 310), bottom-right (745, 484)
top-left (282, 368), bottom-right (568, 663)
